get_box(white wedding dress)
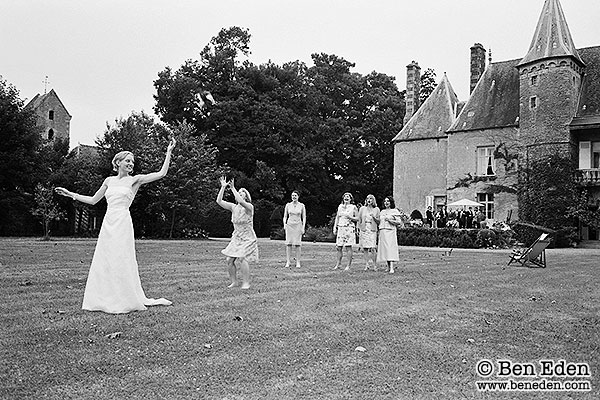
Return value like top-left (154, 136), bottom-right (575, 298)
top-left (82, 177), bottom-right (171, 314)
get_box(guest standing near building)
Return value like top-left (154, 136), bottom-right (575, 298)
top-left (283, 191), bottom-right (306, 268)
top-left (376, 196), bottom-right (403, 274)
top-left (333, 192), bottom-right (358, 270)
top-left (358, 194), bottom-right (380, 271)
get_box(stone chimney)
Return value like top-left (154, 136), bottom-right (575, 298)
top-left (470, 43), bottom-right (486, 94)
top-left (404, 61), bottom-right (421, 125)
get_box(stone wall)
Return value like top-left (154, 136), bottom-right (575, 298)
top-left (393, 137), bottom-right (447, 215)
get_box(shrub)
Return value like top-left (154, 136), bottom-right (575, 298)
top-left (395, 227), bottom-right (514, 249)
top-left (476, 229), bottom-right (497, 248)
top-left (271, 227), bottom-right (285, 240)
top-left (304, 225), bottom-right (335, 243)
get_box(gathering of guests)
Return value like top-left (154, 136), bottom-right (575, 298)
top-left (277, 192), bottom-right (489, 275)
top-left (278, 191), bottom-right (403, 274)
top-left (424, 206), bottom-right (488, 229)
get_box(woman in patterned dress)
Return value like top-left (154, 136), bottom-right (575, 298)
top-left (283, 191), bottom-right (306, 268)
top-left (332, 192), bottom-right (359, 270)
top-left (216, 177), bottom-right (258, 289)
top-left (358, 194), bottom-right (380, 271)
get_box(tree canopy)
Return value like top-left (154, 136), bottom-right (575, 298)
top-left (153, 27), bottom-right (405, 226)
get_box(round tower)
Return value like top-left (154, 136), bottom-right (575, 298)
top-left (517, 0), bottom-right (585, 161)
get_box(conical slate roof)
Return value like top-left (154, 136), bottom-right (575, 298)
top-left (518, 0), bottom-right (584, 67)
top-left (393, 73), bottom-right (458, 142)
top-left (571, 46), bottom-right (600, 128)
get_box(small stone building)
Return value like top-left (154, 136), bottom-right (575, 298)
top-left (25, 89), bottom-right (71, 143)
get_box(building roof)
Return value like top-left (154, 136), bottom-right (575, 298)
top-left (518, 0), bottom-right (584, 67)
top-left (71, 144), bottom-right (99, 158)
top-left (25, 89), bottom-right (72, 117)
top-left (571, 46), bottom-right (600, 128)
top-left (448, 59), bottom-right (521, 133)
top-left (393, 73), bottom-right (459, 142)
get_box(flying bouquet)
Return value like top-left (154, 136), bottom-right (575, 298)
top-left (195, 90), bottom-right (217, 112)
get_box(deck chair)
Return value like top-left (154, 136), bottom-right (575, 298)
top-left (507, 233), bottom-right (550, 268)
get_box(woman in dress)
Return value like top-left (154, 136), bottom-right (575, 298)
top-left (54, 138), bottom-right (176, 314)
top-left (333, 192), bottom-right (359, 270)
top-left (376, 196), bottom-right (403, 274)
top-left (216, 177), bottom-right (258, 289)
top-left (358, 194), bottom-right (380, 271)
top-left (283, 191), bottom-right (306, 268)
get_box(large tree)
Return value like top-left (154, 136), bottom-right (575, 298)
top-left (95, 112), bottom-right (224, 237)
top-left (152, 27), bottom-right (405, 227)
top-left (0, 77), bottom-right (42, 235)
top-left (144, 122), bottom-right (227, 238)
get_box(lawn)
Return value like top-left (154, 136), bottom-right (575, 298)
top-left (1, 238), bottom-right (598, 399)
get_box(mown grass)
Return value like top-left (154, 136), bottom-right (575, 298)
top-left (1, 238), bottom-right (598, 399)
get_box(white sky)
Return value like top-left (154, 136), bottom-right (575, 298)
top-left (1, 0), bottom-right (598, 148)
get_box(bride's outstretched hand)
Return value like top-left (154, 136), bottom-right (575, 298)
top-left (167, 137), bottom-right (176, 152)
top-left (55, 187), bottom-right (71, 198)
top-left (229, 178), bottom-right (235, 189)
top-left (219, 176), bottom-right (229, 188)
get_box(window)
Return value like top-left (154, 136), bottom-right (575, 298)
top-left (49, 110), bottom-right (54, 120)
top-left (579, 141), bottom-right (600, 169)
top-left (477, 146), bottom-right (495, 176)
top-left (48, 129), bottom-right (54, 140)
top-left (530, 96), bottom-right (537, 109)
top-left (531, 75), bottom-right (538, 86)
top-left (478, 193), bottom-right (494, 219)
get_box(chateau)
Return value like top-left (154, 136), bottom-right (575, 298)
top-left (393, 0), bottom-right (600, 241)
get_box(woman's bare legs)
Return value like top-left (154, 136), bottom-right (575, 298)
top-left (363, 248), bottom-right (371, 270)
top-left (295, 245), bottom-right (301, 268)
top-left (369, 249), bottom-right (377, 271)
top-left (226, 257), bottom-right (237, 287)
top-left (344, 246), bottom-right (353, 270)
top-left (333, 247), bottom-right (343, 269)
top-left (285, 245), bottom-right (292, 268)
top-left (239, 258), bottom-right (251, 289)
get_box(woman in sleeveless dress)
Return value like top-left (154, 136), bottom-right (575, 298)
top-left (55, 138), bottom-right (176, 314)
top-left (283, 190), bottom-right (306, 268)
top-left (333, 192), bottom-right (358, 270)
top-left (216, 177), bottom-right (258, 289)
top-left (358, 194), bottom-right (380, 271)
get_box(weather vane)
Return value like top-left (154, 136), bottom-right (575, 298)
top-left (42, 76), bottom-right (50, 94)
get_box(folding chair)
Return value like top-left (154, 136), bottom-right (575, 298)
top-left (507, 233), bottom-right (550, 268)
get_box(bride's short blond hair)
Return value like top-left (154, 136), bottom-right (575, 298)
top-left (112, 151), bottom-right (134, 172)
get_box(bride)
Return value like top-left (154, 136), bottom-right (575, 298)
top-left (55, 137), bottom-right (176, 314)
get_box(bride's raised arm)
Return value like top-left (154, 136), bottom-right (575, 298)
top-left (134, 137), bottom-right (176, 186)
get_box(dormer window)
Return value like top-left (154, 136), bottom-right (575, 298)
top-left (49, 110), bottom-right (54, 120)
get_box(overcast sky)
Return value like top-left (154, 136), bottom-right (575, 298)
top-left (2, 0), bottom-right (598, 148)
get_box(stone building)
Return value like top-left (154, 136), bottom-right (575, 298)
top-left (393, 0), bottom-right (600, 241)
top-left (25, 89), bottom-right (71, 143)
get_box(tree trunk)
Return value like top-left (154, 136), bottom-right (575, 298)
top-left (43, 219), bottom-right (50, 241)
